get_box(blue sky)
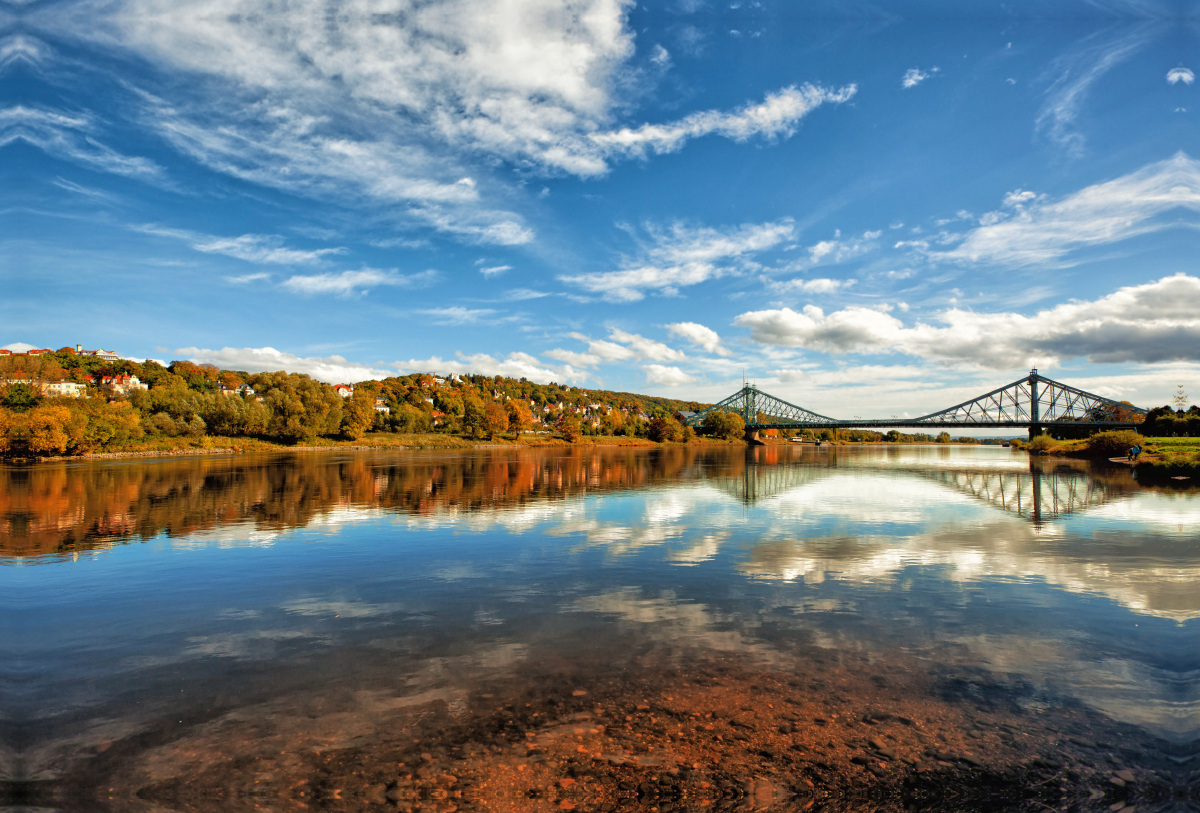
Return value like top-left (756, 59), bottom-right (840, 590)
top-left (3, 0), bottom-right (1199, 416)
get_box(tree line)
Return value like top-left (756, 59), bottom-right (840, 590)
top-left (0, 349), bottom-right (716, 456)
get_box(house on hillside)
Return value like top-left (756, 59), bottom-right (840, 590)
top-left (374, 397), bottom-right (390, 414)
top-left (76, 344), bottom-right (122, 361)
top-left (41, 381), bottom-right (86, 398)
top-left (334, 384), bottom-right (354, 398)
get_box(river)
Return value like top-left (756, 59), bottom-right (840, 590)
top-left (1, 445), bottom-right (1197, 812)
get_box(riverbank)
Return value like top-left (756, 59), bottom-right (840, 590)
top-left (24, 432), bottom-right (753, 462)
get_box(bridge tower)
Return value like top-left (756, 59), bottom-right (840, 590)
top-left (1028, 369), bottom-right (1042, 440)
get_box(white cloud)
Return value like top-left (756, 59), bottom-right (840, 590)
top-left (225, 272), bottom-right (270, 284)
top-left (544, 348), bottom-right (602, 367)
top-left (480, 264), bottom-right (511, 277)
top-left (938, 153), bottom-right (1200, 268)
top-left (136, 225), bottom-right (344, 265)
top-left (2, 342), bottom-right (37, 352)
top-left (420, 306), bottom-right (498, 325)
top-left (0, 105), bottom-right (164, 179)
top-left (608, 328), bottom-right (686, 361)
top-left (588, 83), bottom-right (856, 161)
top-left (1036, 30), bottom-right (1148, 156)
top-left (764, 277), bottom-right (856, 295)
top-left (59, 0), bottom-right (851, 244)
top-left (195, 234), bottom-right (345, 265)
top-left (398, 352), bottom-right (586, 383)
top-left (283, 268), bottom-right (435, 295)
top-left (665, 322), bottom-right (731, 356)
top-left (643, 364), bottom-right (695, 386)
top-left (735, 274), bottom-right (1200, 368)
top-left (177, 346), bottom-right (394, 382)
top-left (560, 218), bottom-right (794, 300)
top-left (901, 68), bottom-right (927, 88)
top-left (1167, 67), bottom-right (1194, 86)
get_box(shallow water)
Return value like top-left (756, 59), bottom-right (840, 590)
top-left (1, 445), bottom-right (1198, 812)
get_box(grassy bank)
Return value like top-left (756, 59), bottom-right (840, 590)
top-left (34, 430), bottom-right (752, 460)
top-left (1022, 430), bottom-right (1200, 479)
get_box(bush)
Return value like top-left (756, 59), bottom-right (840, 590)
top-left (1025, 434), bottom-right (1058, 455)
top-left (1084, 429), bottom-right (1144, 458)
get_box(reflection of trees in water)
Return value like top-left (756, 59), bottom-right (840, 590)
top-left (0, 448), bottom-right (749, 559)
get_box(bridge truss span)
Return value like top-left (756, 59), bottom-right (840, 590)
top-left (909, 369), bottom-right (1145, 431)
top-left (683, 370), bottom-right (1146, 436)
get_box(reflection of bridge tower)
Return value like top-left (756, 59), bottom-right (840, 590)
top-left (715, 455), bottom-right (830, 505)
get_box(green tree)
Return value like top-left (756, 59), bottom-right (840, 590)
top-left (935, 431), bottom-right (951, 443)
top-left (701, 409), bottom-right (745, 440)
top-left (462, 394), bottom-right (487, 438)
top-left (340, 390), bottom-right (377, 440)
top-left (1, 383), bottom-right (40, 412)
top-left (251, 372), bottom-right (343, 442)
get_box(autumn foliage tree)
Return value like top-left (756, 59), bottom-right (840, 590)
top-left (483, 401), bottom-right (509, 439)
top-left (506, 401), bottom-right (533, 438)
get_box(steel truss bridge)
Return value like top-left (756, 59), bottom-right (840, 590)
top-left (685, 369), bottom-right (1145, 439)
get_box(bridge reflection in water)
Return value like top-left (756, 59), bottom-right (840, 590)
top-left (718, 447), bottom-right (1136, 525)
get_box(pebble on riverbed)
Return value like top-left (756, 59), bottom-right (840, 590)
top-left (116, 647), bottom-right (1176, 813)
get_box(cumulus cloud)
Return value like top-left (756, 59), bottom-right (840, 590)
top-left (901, 68), bottom-right (928, 88)
top-left (937, 153), bottom-right (1200, 268)
top-left (735, 274), bottom-right (1200, 369)
top-left (665, 322), bottom-right (731, 356)
top-left (177, 346), bottom-right (394, 382)
top-left (2, 342), bottom-right (37, 352)
top-left (1167, 67), bottom-right (1194, 85)
top-left (560, 218), bottom-right (795, 300)
top-left (608, 328), bottom-right (686, 361)
top-left (545, 327), bottom-right (688, 368)
top-left (399, 352), bottom-right (586, 383)
top-left (643, 364), bottom-right (695, 386)
top-left (283, 268), bottom-right (435, 295)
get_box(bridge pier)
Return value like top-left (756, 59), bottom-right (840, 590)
top-left (1028, 425), bottom-right (1043, 440)
top-left (744, 427), bottom-right (765, 445)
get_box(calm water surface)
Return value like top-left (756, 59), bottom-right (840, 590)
top-left (2, 445), bottom-right (1198, 812)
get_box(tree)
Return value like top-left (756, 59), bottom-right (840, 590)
top-left (559, 414), bottom-right (582, 443)
top-left (701, 409), bottom-right (745, 440)
top-left (340, 389), bottom-right (377, 440)
top-left (1, 383), bottom-right (40, 412)
top-left (483, 401), bottom-right (509, 439)
top-left (602, 409), bottom-right (625, 436)
top-left (935, 431), bottom-right (951, 443)
top-left (462, 394), bottom-right (487, 438)
top-left (251, 372), bottom-right (343, 442)
top-left (648, 416), bottom-right (687, 443)
top-left (506, 401), bottom-right (533, 438)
